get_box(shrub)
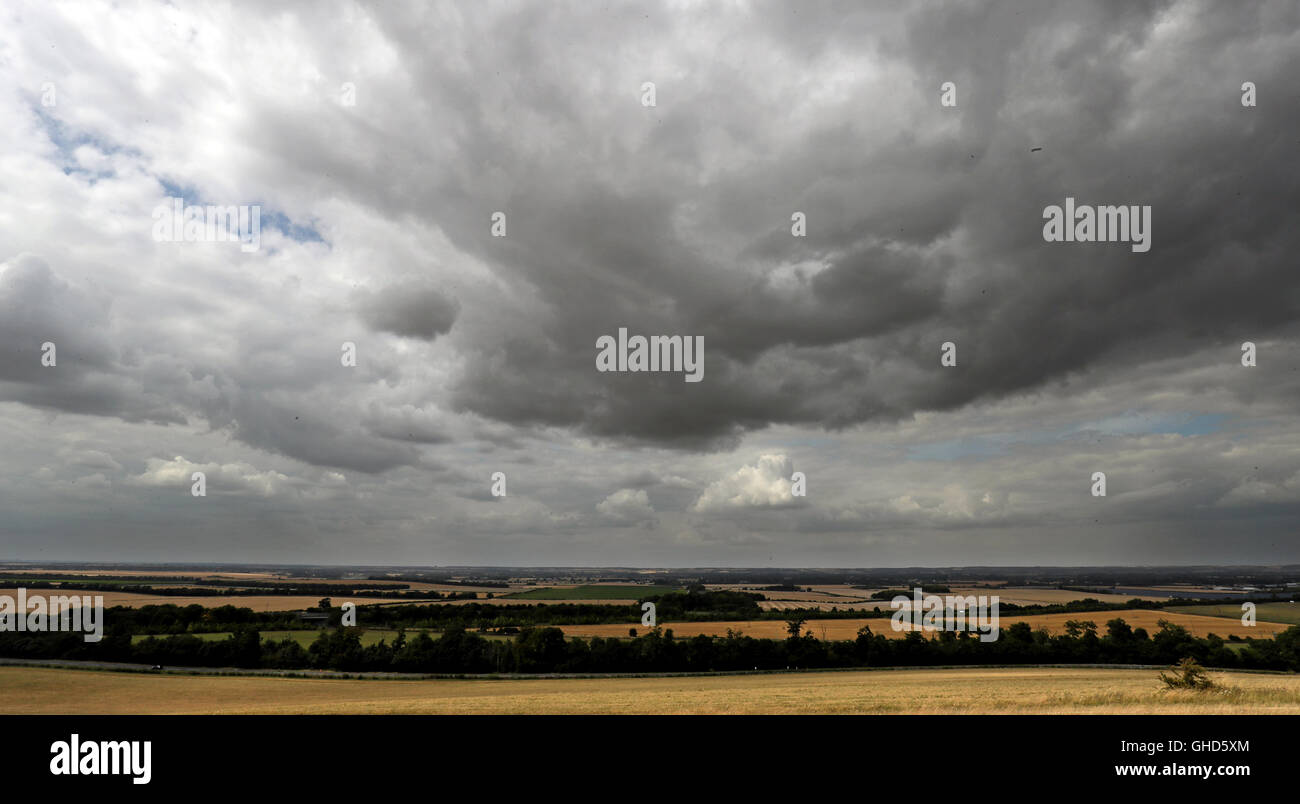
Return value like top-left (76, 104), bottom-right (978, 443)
top-left (1159, 657), bottom-right (1215, 690)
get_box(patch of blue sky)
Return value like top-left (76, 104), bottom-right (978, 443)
top-left (260, 209), bottom-right (326, 245)
top-left (906, 412), bottom-right (1227, 461)
top-left (35, 105), bottom-right (131, 183)
top-left (39, 107), bottom-right (329, 248)
top-left (158, 179), bottom-right (202, 205)
top-left (156, 181), bottom-right (328, 247)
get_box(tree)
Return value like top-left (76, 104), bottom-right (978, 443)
top-left (1106, 618), bottom-right (1133, 641)
top-left (785, 617), bottom-right (806, 638)
top-left (1004, 622), bottom-right (1034, 643)
top-left (1064, 620), bottom-right (1097, 639)
top-left (515, 627), bottom-right (569, 672)
top-left (1159, 657), bottom-right (1215, 690)
top-left (318, 597), bottom-right (332, 610)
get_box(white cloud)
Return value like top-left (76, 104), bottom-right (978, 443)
top-left (693, 454), bottom-right (802, 513)
top-left (597, 488), bottom-right (655, 525)
top-left (129, 455), bottom-right (292, 498)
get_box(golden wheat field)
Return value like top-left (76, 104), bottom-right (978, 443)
top-left (560, 609), bottom-right (1292, 640)
top-left (3, 665), bottom-right (1299, 714)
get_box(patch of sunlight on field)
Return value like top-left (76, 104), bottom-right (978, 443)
top-left (3, 665), bottom-right (1300, 714)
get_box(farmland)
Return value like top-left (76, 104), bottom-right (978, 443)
top-left (731, 584), bottom-right (1164, 611)
top-left (945, 587), bottom-right (1163, 605)
top-left (3, 565), bottom-right (1298, 685)
top-left (558, 609), bottom-right (1294, 641)
top-left (1166, 602), bottom-right (1300, 626)
top-left (505, 584), bottom-right (679, 600)
top-left (0, 588), bottom-right (441, 612)
top-left (4, 664), bottom-right (1300, 714)
top-left (130, 629), bottom-right (515, 647)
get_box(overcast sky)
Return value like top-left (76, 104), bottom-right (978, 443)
top-left (1, 0), bottom-right (1297, 567)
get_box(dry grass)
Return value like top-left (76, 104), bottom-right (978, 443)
top-left (561, 609), bottom-right (1292, 640)
top-left (2, 665), bottom-right (1298, 714)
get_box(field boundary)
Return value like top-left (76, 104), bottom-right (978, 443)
top-left (3, 656), bottom-right (1296, 682)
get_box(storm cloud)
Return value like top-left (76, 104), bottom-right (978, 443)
top-left (0, 0), bottom-right (1296, 565)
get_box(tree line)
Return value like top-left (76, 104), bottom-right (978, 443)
top-left (5, 591), bottom-right (1187, 640)
top-left (1, 580), bottom-right (457, 599)
top-left (2, 617), bottom-right (1299, 675)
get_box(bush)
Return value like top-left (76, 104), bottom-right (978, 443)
top-left (1159, 657), bottom-right (1215, 690)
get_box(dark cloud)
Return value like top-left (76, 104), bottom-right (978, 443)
top-left (2, 1), bottom-right (1298, 564)
top-left (325, 1), bottom-right (1300, 450)
top-left (0, 255), bottom-right (184, 423)
top-left (356, 281), bottom-right (459, 340)
top-left (225, 398), bottom-right (422, 474)
top-left (363, 403), bottom-right (451, 444)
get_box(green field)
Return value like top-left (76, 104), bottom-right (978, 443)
top-left (505, 584), bottom-right (679, 600)
top-left (1166, 601), bottom-right (1300, 626)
